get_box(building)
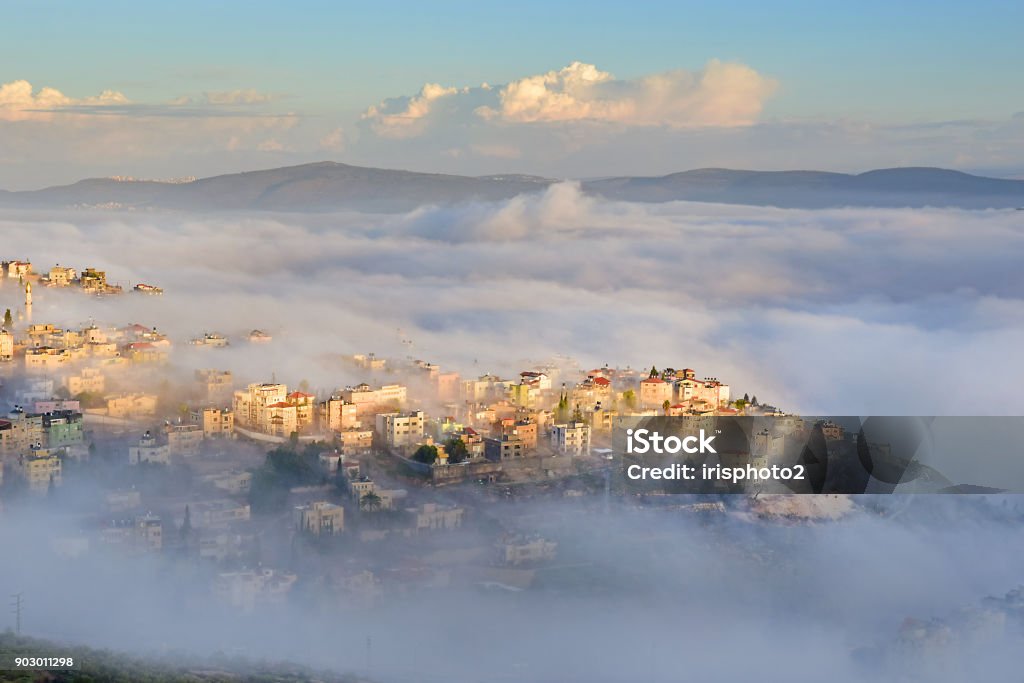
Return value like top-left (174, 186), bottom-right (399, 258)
top-left (165, 423), bottom-right (203, 457)
top-left (47, 265), bottom-right (77, 287)
top-left (191, 500), bottom-right (251, 528)
top-left (128, 430), bottom-right (170, 465)
top-left (639, 375), bottom-right (673, 409)
top-left (285, 391), bottom-right (316, 430)
top-left (233, 382), bottom-right (287, 430)
top-left (484, 434), bottom-right (527, 461)
top-left (375, 410), bottom-right (425, 449)
top-left (196, 369), bottom-right (234, 405)
top-left (340, 383), bottom-right (407, 415)
top-left (214, 569), bottom-right (297, 612)
top-left (64, 367), bottom-right (106, 395)
top-left (191, 407), bottom-right (234, 438)
top-left (551, 422), bottom-right (591, 456)
top-left (16, 448), bottom-right (62, 493)
top-left (105, 393), bottom-right (158, 419)
top-left (409, 503), bottom-right (464, 531)
top-left (503, 537), bottom-right (557, 565)
top-left (293, 501), bottom-right (345, 536)
top-left (0, 328), bottom-right (13, 362)
top-left (42, 410), bottom-right (84, 448)
top-left (319, 396), bottom-right (361, 432)
top-left (3, 260), bottom-right (32, 279)
top-left (24, 346), bottom-right (70, 373)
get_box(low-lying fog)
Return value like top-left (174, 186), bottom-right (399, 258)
top-left (2, 184), bottom-right (1023, 414)
top-left (2, 189), bottom-right (1024, 681)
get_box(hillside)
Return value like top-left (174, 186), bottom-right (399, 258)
top-left (1, 162), bottom-right (1023, 212)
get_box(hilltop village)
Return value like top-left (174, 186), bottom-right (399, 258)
top-left (0, 256), bottom-right (786, 611)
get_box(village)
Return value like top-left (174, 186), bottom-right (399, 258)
top-left (0, 256), bottom-right (787, 614)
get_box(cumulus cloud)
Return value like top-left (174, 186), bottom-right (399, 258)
top-left (361, 60), bottom-right (777, 138)
top-left (363, 82), bottom-right (469, 138)
top-left (0, 79), bottom-right (128, 121)
top-left (319, 126), bottom-right (345, 151)
top-left (478, 59), bottom-right (777, 126)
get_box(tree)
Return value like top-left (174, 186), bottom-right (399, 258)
top-left (412, 444), bottom-right (438, 465)
top-left (2, 308), bottom-right (11, 328)
top-left (571, 403), bottom-right (585, 423)
top-left (662, 399), bottom-right (671, 415)
top-left (555, 391), bottom-right (570, 423)
top-left (751, 395), bottom-right (759, 406)
top-left (743, 393), bottom-right (750, 403)
top-left (180, 504), bottom-right (192, 540)
top-left (445, 437), bottom-right (469, 464)
top-left (621, 389), bottom-right (637, 411)
top-left (360, 491), bottom-right (383, 512)
top-left (649, 365), bottom-right (658, 378)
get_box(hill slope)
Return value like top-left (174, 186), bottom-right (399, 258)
top-left (1, 163), bottom-right (1023, 212)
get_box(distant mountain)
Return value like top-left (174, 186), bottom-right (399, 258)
top-left (583, 167), bottom-right (1024, 209)
top-left (0, 161), bottom-right (555, 212)
top-left (1, 162), bottom-right (1023, 212)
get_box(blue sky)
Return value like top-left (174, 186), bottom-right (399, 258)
top-left (1, 1), bottom-right (1023, 187)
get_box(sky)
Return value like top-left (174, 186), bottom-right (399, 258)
top-left (1, 1), bottom-right (1023, 188)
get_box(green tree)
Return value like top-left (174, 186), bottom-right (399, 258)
top-left (445, 437), bottom-right (470, 464)
top-left (360, 491), bottom-right (383, 512)
top-left (662, 399), bottom-right (671, 415)
top-left (180, 504), bottom-right (192, 540)
top-left (649, 365), bottom-right (658, 378)
top-left (412, 444), bottom-right (438, 464)
top-left (621, 389), bottom-right (637, 411)
top-left (555, 391), bottom-right (570, 423)
top-left (2, 308), bottom-right (11, 328)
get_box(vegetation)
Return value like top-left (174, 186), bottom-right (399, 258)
top-left (0, 631), bottom-right (364, 682)
top-left (3, 308), bottom-right (12, 327)
top-left (621, 389), bottom-right (637, 410)
top-left (444, 437), bottom-right (469, 464)
top-left (411, 444), bottom-right (438, 465)
top-left (248, 443), bottom-right (332, 512)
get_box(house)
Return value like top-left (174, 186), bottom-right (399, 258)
top-left (293, 501), bottom-right (344, 536)
top-left (408, 503), bottom-right (464, 532)
top-left (0, 328), bottom-right (14, 361)
top-left (191, 407), bottom-right (234, 438)
top-left (128, 430), bottom-right (169, 464)
top-left (639, 375), bottom-right (672, 409)
top-left (165, 422), bottom-right (203, 457)
top-left (376, 410), bottom-right (425, 449)
top-left (551, 422), bottom-right (591, 456)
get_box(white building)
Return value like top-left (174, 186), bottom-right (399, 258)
top-left (551, 422), bottom-right (591, 456)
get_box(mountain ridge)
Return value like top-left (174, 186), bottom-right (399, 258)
top-left (1, 161), bottom-right (1022, 212)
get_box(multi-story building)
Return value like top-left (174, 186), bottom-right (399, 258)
top-left (128, 430), bottom-right (170, 465)
top-left (233, 383), bottom-right (287, 430)
top-left (639, 375), bottom-right (673, 410)
top-left (195, 369), bottom-right (234, 405)
top-left (16, 447), bottom-right (62, 493)
top-left (0, 328), bottom-right (13, 361)
top-left (340, 383), bottom-right (407, 416)
top-left (191, 407), bottom-right (234, 438)
top-left (47, 265), bottom-right (77, 287)
top-left (293, 501), bottom-right (344, 536)
top-left (64, 367), bottom-right (106, 395)
top-left (551, 421), bottom-right (591, 456)
top-left (319, 395), bottom-right (361, 432)
top-left (24, 346), bottom-right (70, 374)
top-left (165, 423), bottom-right (203, 457)
top-left (375, 410), bottom-right (425, 449)
top-left (409, 503), bottom-right (463, 531)
top-left (42, 410), bottom-right (84, 448)
top-left (105, 393), bottom-right (158, 420)
top-left (484, 434), bottom-right (527, 461)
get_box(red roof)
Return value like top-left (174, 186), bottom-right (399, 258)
top-left (641, 377), bottom-right (665, 384)
top-left (592, 377), bottom-right (611, 386)
top-left (287, 391), bottom-right (314, 399)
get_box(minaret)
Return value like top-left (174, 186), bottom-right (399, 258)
top-left (24, 281), bottom-right (32, 323)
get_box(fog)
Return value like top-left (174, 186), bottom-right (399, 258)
top-left (2, 496), bottom-right (1024, 681)
top-left (2, 185), bottom-right (1022, 413)
top-left (2, 192), bottom-right (1024, 680)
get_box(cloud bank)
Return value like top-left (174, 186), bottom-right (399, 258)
top-left (2, 190), bottom-right (1022, 415)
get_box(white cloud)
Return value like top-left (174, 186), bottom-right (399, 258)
top-left (319, 126), bottom-right (345, 151)
top-left (362, 60), bottom-right (777, 137)
top-left (363, 82), bottom-right (466, 138)
top-left (0, 79), bottom-right (128, 121)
